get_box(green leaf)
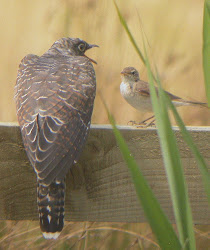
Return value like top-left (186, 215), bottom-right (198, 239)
top-left (113, 1), bottom-right (145, 64)
top-left (100, 94), bottom-right (182, 249)
top-left (168, 99), bottom-right (210, 203)
top-left (203, 0), bottom-right (210, 106)
top-left (144, 44), bottom-right (196, 250)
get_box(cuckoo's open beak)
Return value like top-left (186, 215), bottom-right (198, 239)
top-left (84, 55), bottom-right (98, 64)
top-left (85, 44), bottom-right (99, 64)
top-left (87, 44), bottom-right (99, 49)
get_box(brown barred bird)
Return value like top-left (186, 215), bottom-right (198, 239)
top-left (14, 37), bottom-right (98, 239)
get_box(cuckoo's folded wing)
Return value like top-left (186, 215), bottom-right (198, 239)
top-left (15, 55), bottom-right (96, 185)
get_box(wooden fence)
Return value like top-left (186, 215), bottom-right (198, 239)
top-left (0, 122), bottom-right (209, 224)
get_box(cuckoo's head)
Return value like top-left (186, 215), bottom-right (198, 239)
top-left (49, 37), bottom-right (99, 64)
top-left (121, 67), bottom-right (140, 83)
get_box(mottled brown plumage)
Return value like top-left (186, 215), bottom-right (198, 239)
top-left (15, 37), bottom-right (98, 239)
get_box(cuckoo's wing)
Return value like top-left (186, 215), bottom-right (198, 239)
top-left (15, 55), bottom-right (96, 185)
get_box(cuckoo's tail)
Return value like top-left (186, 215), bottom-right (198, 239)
top-left (37, 180), bottom-right (65, 239)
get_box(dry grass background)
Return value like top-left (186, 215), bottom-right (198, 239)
top-left (0, 0), bottom-right (209, 249)
top-left (0, 0), bottom-right (209, 125)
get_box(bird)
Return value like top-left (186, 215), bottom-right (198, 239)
top-left (120, 67), bottom-right (206, 125)
top-left (14, 37), bottom-right (98, 239)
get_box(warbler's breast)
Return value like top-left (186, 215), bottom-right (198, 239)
top-left (120, 81), bottom-right (152, 112)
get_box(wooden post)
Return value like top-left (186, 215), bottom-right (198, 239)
top-left (0, 122), bottom-right (209, 224)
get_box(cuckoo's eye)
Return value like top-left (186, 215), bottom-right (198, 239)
top-left (78, 43), bottom-right (86, 52)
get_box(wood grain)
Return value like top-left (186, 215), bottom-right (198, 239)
top-left (0, 122), bottom-right (209, 224)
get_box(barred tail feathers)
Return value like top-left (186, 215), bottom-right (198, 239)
top-left (37, 180), bottom-right (65, 239)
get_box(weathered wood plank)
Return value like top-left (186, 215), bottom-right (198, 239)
top-left (0, 122), bottom-right (209, 224)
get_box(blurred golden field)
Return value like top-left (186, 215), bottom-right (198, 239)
top-left (0, 0), bottom-right (209, 249)
top-left (0, 0), bottom-right (209, 125)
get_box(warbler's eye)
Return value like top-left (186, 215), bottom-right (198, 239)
top-left (78, 43), bottom-right (86, 52)
top-left (131, 70), bottom-right (135, 75)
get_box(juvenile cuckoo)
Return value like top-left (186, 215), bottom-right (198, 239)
top-left (120, 67), bottom-right (206, 125)
top-left (15, 37), bottom-right (98, 239)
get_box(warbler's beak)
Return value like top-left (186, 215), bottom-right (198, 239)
top-left (120, 70), bottom-right (127, 75)
top-left (85, 44), bottom-right (99, 64)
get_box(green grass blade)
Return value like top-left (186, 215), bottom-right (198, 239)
top-left (113, 2), bottom-right (206, 248)
top-left (113, 0), bottom-right (145, 64)
top-left (203, 0), bottom-right (210, 106)
top-left (168, 99), bottom-right (210, 203)
top-left (144, 44), bottom-right (196, 250)
top-left (100, 96), bottom-right (181, 249)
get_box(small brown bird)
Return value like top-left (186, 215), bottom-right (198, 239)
top-left (15, 37), bottom-right (98, 239)
top-left (120, 67), bottom-right (206, 125)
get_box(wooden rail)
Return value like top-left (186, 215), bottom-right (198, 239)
top-left (0, 122), bottom-right (209, 224)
